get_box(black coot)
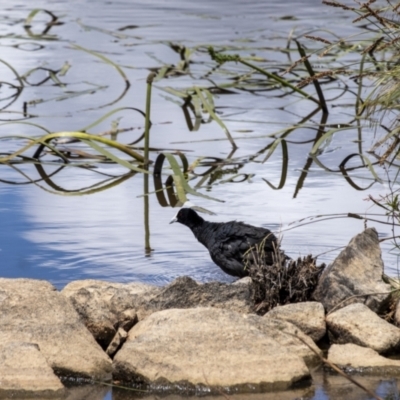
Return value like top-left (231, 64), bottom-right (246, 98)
top-left (170, 208), bottom-right (286, 277)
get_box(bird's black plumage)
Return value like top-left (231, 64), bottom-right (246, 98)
top-left (170, 208), bottom-right (286, 277)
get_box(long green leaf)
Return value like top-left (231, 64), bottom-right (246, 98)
top-left (164, 153), bottom-right (224, 203)
top-left (0, 131), bottom-right (144, 163)
top-left (193, 86), bottom-right (236, 148)
top-left (80, 139), bottom-right (148, 173)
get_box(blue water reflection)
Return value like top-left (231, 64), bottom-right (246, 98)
top-left (0, 0), bottom-right (398, 292)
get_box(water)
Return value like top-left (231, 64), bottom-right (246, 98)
top-left (0, 0), bottom-right (397, 288)
top-left (0, 1), bottom-right (399, 398)
top-left (63, 371), bottom-right (400, 399)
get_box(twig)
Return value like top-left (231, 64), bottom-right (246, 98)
top-left (327, 291), bottom-right (393, 316)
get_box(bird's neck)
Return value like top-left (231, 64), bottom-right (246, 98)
top-left (189, 220), bottom-right (204, 237)
top-left (191, 220), bottom-right (214, 247)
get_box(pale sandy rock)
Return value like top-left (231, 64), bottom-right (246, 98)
top-left (62, 280), bottom-right (155, 347)
top-left (62, 276), bottom-right (255, 346)
top-left (247, 316), bottom-right (322, 366)
top-left (326, 303), bottom-right (400, 353)
top-left (118, 309), bottom-right (138, 332)
top-left (313, 228), bottom-right (390, 313)
top-left (328, 343), bottom-right (400, 375)
top-left (0, 278), bottom-right (111, 380)
top-left (0, 342), bottom-right (64, 398)
top-left (113, 307), bottom-right (312, 392)
top-left (265, 302), bottom-right (326, 342)
top-left (106, 328), bottom-right (128, 358)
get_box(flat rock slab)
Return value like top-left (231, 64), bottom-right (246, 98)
top-left (0, 278), bottom-right (111, 380)
top-left (113, 307), bottom-right (313, 393)
top-left (328, 343), bottom-right (400, 375)
top-left (62, 276), bottom-right (254, 345)
top-left (246, 316), bottom-right (322, 367)
top-left (313, 228), bottom-right (391, 313)
top-left (326, 303), bottom-right (400, 354)
top-left (265, 302), bottom-right (326, 342)
top-left (0, 342), bottom-right (65, 398)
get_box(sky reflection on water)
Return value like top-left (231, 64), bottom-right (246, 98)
top-left (0, 0), bottom-right (398, 291)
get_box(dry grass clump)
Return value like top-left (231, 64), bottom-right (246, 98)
top-left (246, 242), bottom-right (325, 314)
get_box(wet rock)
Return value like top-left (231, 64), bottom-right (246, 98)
top-left (62, 276), bottom-right (254, 347)
top-left (264, 302), bottom-right (326, 342)
top-left (326, 303), bottom-right (400, 354)
top-left (113, 307), bottom-right (312, 392)
top-left (328, 343), bottom-right (400, 375)
top-left (62, 280), bottom-right (159, 346)
top-left (0, 278), bottom-right (112, 380)
top-left (106, 328), bottom-right (128, 358)
top-left (0, 341), bottom-right (65, 398)
top-left (313, 228), bottom-right (391, 313)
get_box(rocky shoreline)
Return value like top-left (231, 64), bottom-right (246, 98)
top-left (1, 227), bottom-right (399, 398)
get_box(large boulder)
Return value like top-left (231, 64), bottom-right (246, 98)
top-left (0, 342), bottom-right (65, 398)
top-left (326, 303), bottom-right (400, 354)
top-left (62, 276), bottom-right (255, 347)
top-left (313, 228), bottom-right (390, 313)
top-left (113, 307), bottom-right (316, 393)
top-left (0, 278), bottom-right (112, 380)
top-left (264, 302), bottom-right (326, 342)
top-left (328, 343), bottom-right (400, 375)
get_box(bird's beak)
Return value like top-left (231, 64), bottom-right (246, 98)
top-left (169, 215), bottom-right (178, 224)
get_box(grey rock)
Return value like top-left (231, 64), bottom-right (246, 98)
top-left (62, 276), bottom-right (254, 347)
top-left (0, 341), bottom-right (65, 398)
top-left (265, 302), bottom-right (326, 342)
top-left (150, 275), bottom-right (254, 314)
top-left (313, 228), bottom-right (391, 313)
top-left (62, 280), bottom-right (159, 346)
top-left (328, 343), bottom-right (400, 375)
top-left (0, 278), bottom-right (112, 380)
top-left (106, 328), bottom-right (128, 358)
top-left (113, 307), bottom-right (312, 392)
top-left (118, 309), bottom-right (138, 332)
top-left (247, 316), bottom-right (322, 366)
top-left (326, 303), bottom-right (400, 353)
top-left (393, 287), bottom-right (400, 327)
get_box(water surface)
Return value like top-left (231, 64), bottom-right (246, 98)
top-left (1, 0), bottom-right (396, 289)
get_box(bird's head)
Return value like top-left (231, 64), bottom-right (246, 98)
top-left (170, 208), bottom-right (204, 227)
